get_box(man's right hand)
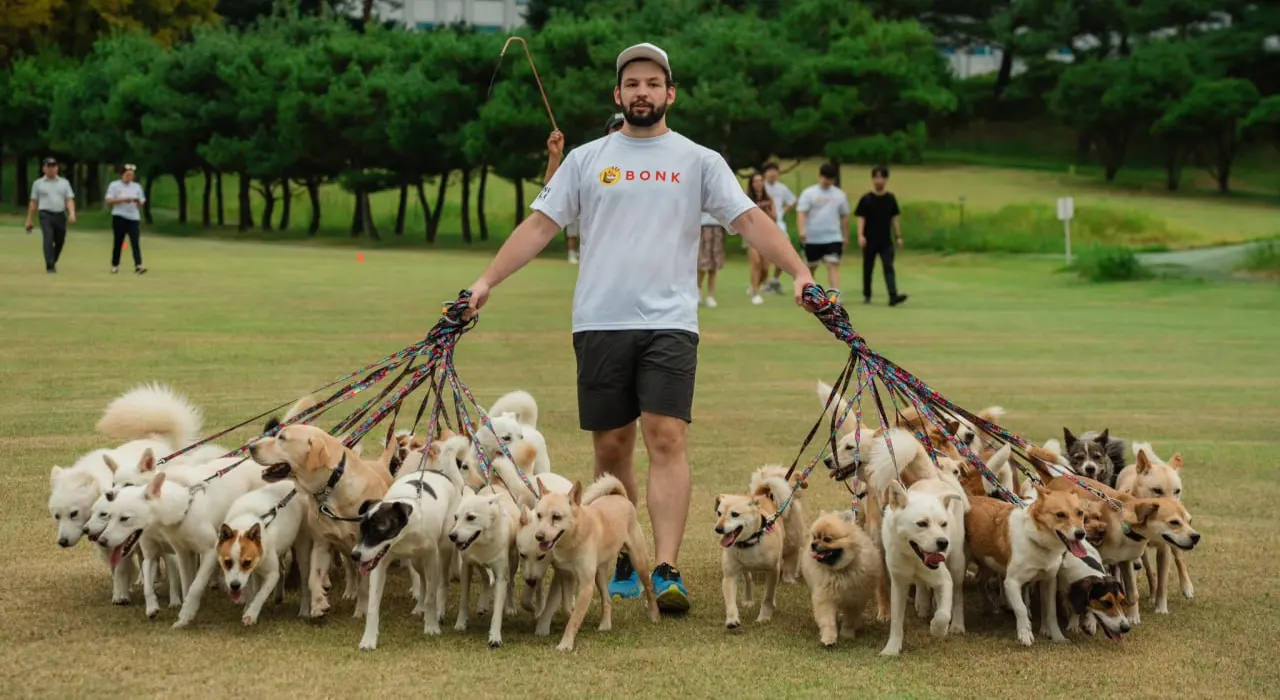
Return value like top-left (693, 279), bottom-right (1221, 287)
top-left (25, 221), bottom-right (33, 234)
top-left (547, 131), bottom-right (564, 161)
top-left (858, 235), bottom-right (867, 250)
top-left (464, 280), bottom-right (491, 320)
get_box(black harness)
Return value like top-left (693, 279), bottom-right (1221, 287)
top-left (734, 515), bottom-right (770, 549)
top-left (317, 454), bottom-right (362, 522)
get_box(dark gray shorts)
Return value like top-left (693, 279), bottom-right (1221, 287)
top-left (572, 330), bottom-right (699, 431)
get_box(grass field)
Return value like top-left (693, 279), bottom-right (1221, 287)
top-left (3, 223), bottom-right (1279, 699)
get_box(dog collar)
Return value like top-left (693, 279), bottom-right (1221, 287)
top-left (1122, 522), bottom-right (1145, 542)
top-left (317, 454), bottom-right (362, 522)
top-left (734, 515), bottom-right (770, 549)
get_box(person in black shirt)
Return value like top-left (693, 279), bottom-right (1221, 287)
top-left (855, 166), bottom-right (908, 306)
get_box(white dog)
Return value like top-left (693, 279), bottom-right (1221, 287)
top-left (474, 390), bottom-right (551, 475)
top-left (217, 481), bottom-right (311, 625)
top-left (879, 479), bottom-right (967, 656)
top-left (97, 455), bottom-right (265, 625)
top-left (352, 460), bottom-right (465, 651)
top-left (449, 485), bottom-right (520, 647)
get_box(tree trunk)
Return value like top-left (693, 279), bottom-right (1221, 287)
top-left (993, 47), bottom-right (1015, 98)
top-left (460, 167), bottom-right (473, 244)
top-left (279, 179), bottom-right (292, 231)
top-left (176, 172), bottom-right (189, 225)
top-left (362, 190), bottom-right (380, 241)
top-left (395, 184), bottom-right (408, 236)
top-left (416, 182), bottom-right (433, 240)
top-left (306, 178), bottom-right (321, 236)
top-left (261, 178), bottom-right (276, 231)
top-left (477, 165), bottom-right (490, 241)
top-left (238, 173), bottom-right (253, 231)
top-left (15, 155), bottom-right (30, 205)
top-left (513, 179), bottom-right (524, 227)
top-left (201, 167), bottom-right (213, 226)
top-left (143, 174), bottom-right (156, 225)
top-left (85, 161), bottom-right (100, 206)
top-left (1164, 150), bottom-right (1183, 191)
top-left (350, 187), bottom-right (363, 237)
top-left (429, 172), bottom-right (448, 243)
top-left (216, 172), bottom-right (225, 226)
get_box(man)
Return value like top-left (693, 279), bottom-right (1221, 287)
top-left (855, 166), bottom-right (908, 306)
top-left (761, 162), bottom-right (796, 295)
top-left (796, 163), bottom-right (850, 293)
top-left (465, 43), bottom-right (814, 615)
top-left (24, 157), bottom-right (77, 274)
top-left (546, 113), bottom-right (626, 264)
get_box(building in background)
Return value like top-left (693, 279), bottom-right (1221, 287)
top-left (367, 0), bottom-right (530, 31)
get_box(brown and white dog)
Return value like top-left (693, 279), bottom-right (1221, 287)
top-left (247, 424), bottom-right (397, 618)
top-left (965, 487), bottom-right (1087, 646)
top-left (714, 472), bottom-right (795, 629)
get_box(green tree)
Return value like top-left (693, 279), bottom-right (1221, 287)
top-left (1153, 78), bottom-right (1262, 193)
top-left (4, 52), bottom-right (75, 203)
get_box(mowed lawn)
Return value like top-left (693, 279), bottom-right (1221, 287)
top-left (1, 225), bottom-right (1278, 699)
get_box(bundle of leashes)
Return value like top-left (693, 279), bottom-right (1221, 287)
top-left (152, 290), bottom-right (538, 514)
top-left (764, 283), bottom-right (1122, 532)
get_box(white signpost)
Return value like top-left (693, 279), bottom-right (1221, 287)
top-left (1057, 196), bottom-right (1075, 263)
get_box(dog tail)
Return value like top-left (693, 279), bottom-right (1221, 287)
top-left (582, 474), bottom-right (628, 504)
top-left (815, 380), bottom-right (853, 420)
top-left (976, 405), bottom-right (1006, 424)
top-left (1042, 438), bottom-right (1063, 457)
top-left (488, 442), bottom-right (540, 494)
top-left (864, 429), bottom-right (931, 496)
top-left (750, 474), bottom-right (795, 511)
top-left (1024, 443), bottom-right (1071, 483)
top-left (488, 390), bottom-right (538, 428)
top-left (982, 445), bottom-right (1017, 498)
top-left (96, 383), bottom-right (203, 452)
top-left (284, 395), bottom-right (317, 422)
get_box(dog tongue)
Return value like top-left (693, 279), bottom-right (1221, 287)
top-left (1068, 540), bottom-right (1087, 558)
top-left (109, 544), bottom-right (126, 569)
top-left (720, 532), bottom-right (738, 548)
top-left (924, 552), bottom-right (946, 567)
top-left (229, 589), bottom-right (243, 604)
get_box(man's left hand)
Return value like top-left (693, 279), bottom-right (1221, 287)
top-left (896, 235), bottom-right (903, 249)
top-left (68, 213), bottom-right (77, 225)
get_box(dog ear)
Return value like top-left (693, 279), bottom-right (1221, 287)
top-left (1095, 429), bottom-right (1110, 445)
top-left (535, 476), bottom-right (549, 499)
top-left (426, 442), bottom-right (442, 460)
top-left (1067, 582), bottom-right (1091, 614)
top-left (145, 472), bottom-right (167, 500)
top-left (305, 436), bottom-right (331, 474)
top-left (218, 524), bottom-right (235, 542)
top-left (1063, 427), bottom-right (1077, 447)
top-left (713, 494), bottom-right (723, 512)
top-left (1135, 449), bottom-right (1151, 475)
top-left (887, 481), bottom-right (909, 510)
top-left (245, 523), bottom-right (262, 544)
top-left (358, 500), bottom-right (378, 517)
top-left (1033, 484), bottom-right (1051, 502)
top-left (518, 505), bottom-right (529, 526)
top-left (139, 448), bottom-right (156, 474)
top-left (50, 465), bottom-right (65, 485)
top-left (941, 493), bottom-right (962, 510)
top-left (264, 416), bottom-right (281, 435)
top-left (944, 420), bottom-right (961, 436)
top-left (570, 481), bottom-right (582, 505)
top-left (392, 501), bottom-right (414, 521)
top-left (1168, 453), bottom-right (1183, 471)
top-left (103, 455), bottom-right (120, 473)
top-left (1135, 501), bottom-right (1159, 525)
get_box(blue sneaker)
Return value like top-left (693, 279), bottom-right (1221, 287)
top-left (608, 552), bottom-right (642, 600)
top-left (652, 562), bottom-right (690, 614)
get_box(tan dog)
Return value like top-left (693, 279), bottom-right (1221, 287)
top-left (800, 510), bottom-right (879, 647)
top-left (248, 424), bottom-right (396, 618)
top-left (1116, 444), bottom-right (1193, 609)
top-left (750, 465), bottom-right (806, 582)
top-left (714, 473), bottom-right (795, 629)
top-left (1047, 474), bottom-right (1199, 623)
top-left (965, 488), bottom-right (1087, 646)
top-left (530, 475), bottom-right (660, 651)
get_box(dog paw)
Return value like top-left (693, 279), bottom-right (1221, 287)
top-left (1066, 621), bottom-right (1081, 635)
top-left (424, 623), bottom-right (441, 636)
top-left (359, 637), bottom-right (378, 651)
top-left (168, 599), bottom-right (182, 609)
top-left (555, 640), bottom-right (574, 653)
top-left (726, 619), bottom-right (741, 630)
top-left (930, 617), bottom-right (950, 638)
top-left (782, 576), bottom-right (798, 585)
top-left (488, 635), bottom-right (503, 648)
top-left (171, 618), bottom-right (191, 630)
top-left (878, 644), bottom-right (901, 657)
top-left (535, 627), bottom-right (551, 638)
top-left (454, 619), bottom-right (468, 632)
top-left (820, 634), bottom-right (838, 647)
top-left (112, 597), bottom-right (131, 606)
top-left (949, 621), bottom-right (966, 635)
top-left (755, 612), bottom-right (773, 624)
top-left (146, 606), bottom-right (160, 620)
top-left (243, 614), bottom-right (258, 626)
top-left (1182, 587), bottom-right (1195, 600)
top-left (1017, 628), bottom-right (1034, 647)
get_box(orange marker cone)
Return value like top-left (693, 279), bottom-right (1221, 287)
top-left (357, 251), bottom-right (364, 263)
top-left (123, 240), bottom-right (129, 250)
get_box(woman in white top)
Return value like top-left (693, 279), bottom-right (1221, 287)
top-left (104, 163), bottom-right (147, 274)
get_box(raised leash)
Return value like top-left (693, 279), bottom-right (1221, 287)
top-left (782, 283), bottom-right (1122, 516)
top-left (486, 36), bottom-right (558, 132)
top-left (151, 290), bottom-right (540, 519)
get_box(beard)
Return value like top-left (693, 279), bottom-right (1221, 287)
top-left (622, 98), bottom-right (668, 127)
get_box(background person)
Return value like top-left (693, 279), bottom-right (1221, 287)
top-left (796, 162), bottom-right (850, 294)
top-left (697, 211), bottom-right (725, 308)
top-left (855, 165), bottom-right (908, 306)
top-left (744, 172), bottom-right (775, 305)
top-left (104, 164), bottom-right (147, 274)
top-left (761, 162), bottom-right (796, 295)
top-left (24, 157), bottom-right (77, 274)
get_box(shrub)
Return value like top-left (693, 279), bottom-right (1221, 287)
top-left (1073, 245), bottom-right (1151, 282)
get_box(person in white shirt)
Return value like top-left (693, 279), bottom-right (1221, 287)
top-left (796, 162), bottom-right (851, 292)
top-left (464, 42), bottom-right (814, 614)
top-left (104, 163), bottom-right (147, 274)
top-left (761, 162), bottom-right (796, 295)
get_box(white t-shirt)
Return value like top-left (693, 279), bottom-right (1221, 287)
top-left (797, 184), bottom-right (850, 245)
top-left (105, 180), bottom-right (146, 221)
top-left (764, 180), bottom-right (796, 228)
top-left (531, 130), bottom-right (755, 334)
